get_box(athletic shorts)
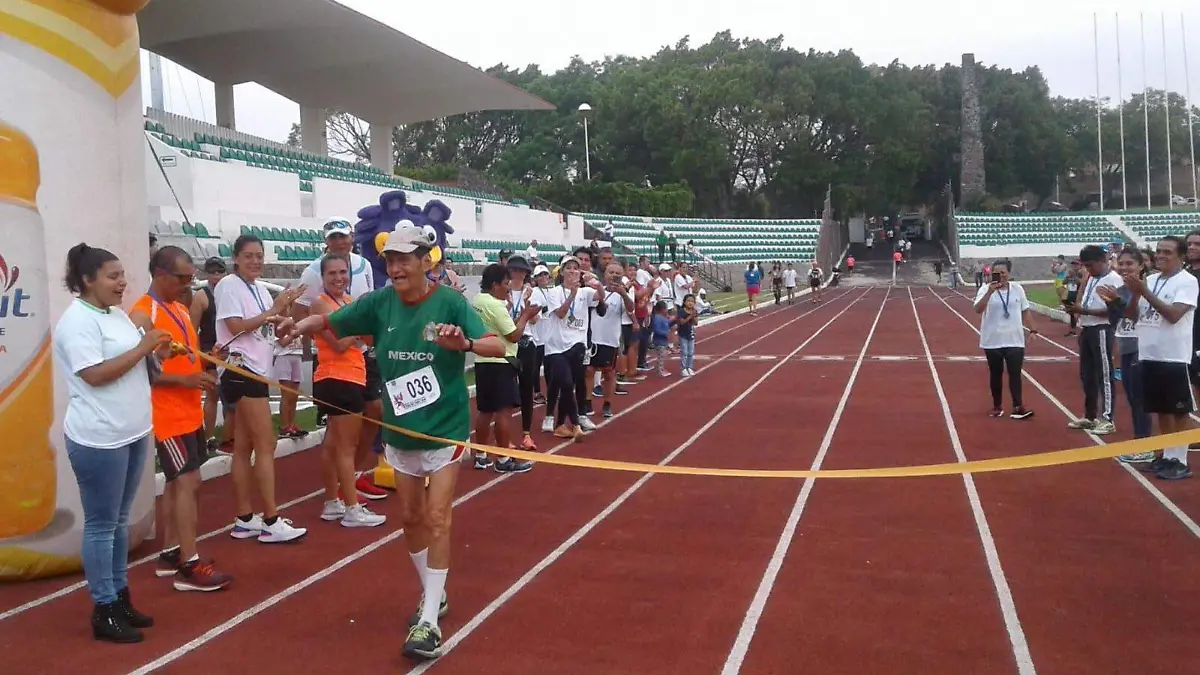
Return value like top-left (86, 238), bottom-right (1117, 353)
top-left (384, 444), bottom-right (467, 478)
top-left (156, 428), bottom-right (206, 483)
top-left (809, 278), bottom-right (820, 289)
top-left (591, 344), bottom-right (618, 369)
top-left (475, 361), bottom-right (520, 413)
top-left (1142, 360), bottom-right (1196, 415)
top-left (621, 324), bottom-right (634, 353)
top-left (1191, 356), bottom-right (1200, 389)
top-left (219, 369), bottom-right (270, 405)
top-left (364, 353), bottom-right (382, 402)
top-left (746, 284), bottom-right (760, 297)
top-left (273, 353), bottom-right (303, 382)
top-left (313, 377), bottom-right (367, 417)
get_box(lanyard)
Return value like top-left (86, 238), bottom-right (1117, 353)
top-left (996, 287), bottom-right (1011, 318)
top-left (1081, 277), bottom-right (1099, 309)
top-left (1151, 273), bottom-right (1171, 298)
top-left (242, 277), bottom-right (267, 314)
top-left (148, 291), bottom-right (192, 352)
top-left (323, 291), bottom-right (350, 309)
top-left (509, 290), bottom-right (524, 321)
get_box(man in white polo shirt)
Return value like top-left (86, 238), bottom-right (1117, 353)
top-left (1121, 236), bottom-right (1196, 480)
top-left (1066, 244), bottom-right (1123, 435)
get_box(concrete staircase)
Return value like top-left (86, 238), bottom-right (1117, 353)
top-left (1107, 215), bottom-right (1144, 248)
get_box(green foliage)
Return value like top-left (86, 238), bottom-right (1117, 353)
top-left (377, 32), bottom-right (1200, 218)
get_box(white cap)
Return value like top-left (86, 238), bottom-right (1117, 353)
top-left (323, 218), bottom-right (353, 238)
top-left (533, 264), bottom-right (551, 277)
top-left (381, 222), bottom-right (436, 254)
top-left (658, 262), bottom-right (672, 271)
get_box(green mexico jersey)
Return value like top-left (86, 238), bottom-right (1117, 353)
top-left (328, 284), bottom-right (489, 451)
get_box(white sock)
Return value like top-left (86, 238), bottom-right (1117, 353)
top-left (409, 549), bottom-right (428, 589)
top-left (420, 567), bottom-right (448, 626)
top-left (1163, 446), bottom-right (1189, 463)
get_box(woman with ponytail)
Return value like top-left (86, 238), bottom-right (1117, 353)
top-left (52, 244), bottom-right (168, 643)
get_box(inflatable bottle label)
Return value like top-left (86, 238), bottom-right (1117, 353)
top-left (0, 122), bottom-right (55, 539)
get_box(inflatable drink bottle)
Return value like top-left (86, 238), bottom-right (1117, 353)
top-left (0, 123), bottom-right (55, 540)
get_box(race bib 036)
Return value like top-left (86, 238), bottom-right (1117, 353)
top-left (385, 366), bottom-right (441, 416)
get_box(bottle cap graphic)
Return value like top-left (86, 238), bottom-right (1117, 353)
top-left (0, 123), bottom-right (39, 208)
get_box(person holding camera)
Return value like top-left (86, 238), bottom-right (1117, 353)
top-left (973, 260), bottom-right (1037, 419)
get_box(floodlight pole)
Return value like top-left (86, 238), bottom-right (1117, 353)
top-left (579, 103), bottom-right (592, 181)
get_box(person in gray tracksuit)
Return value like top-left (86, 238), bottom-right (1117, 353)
top-left (1066, 245), bottom-right (1123, 435)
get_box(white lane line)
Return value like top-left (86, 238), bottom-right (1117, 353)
top-left (407, 290), bottom-right (877, 675)
top-left (930, 291), bottom-right (1200, 539)
top-left (0, 290), bottom-right (850, 625)
top-left (125, 290), bottom-right (871, 674)
top-left (909, 287), bottom-right (1036, 675)
top-left (719, 287), bottom-right (892, 675)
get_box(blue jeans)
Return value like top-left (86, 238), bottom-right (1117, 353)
top-left (1119, 352), bottom-right (1153, 439)
top-left (65, 435), bottom-right (151, 604)
top-left (679, 336), bottom-right (695, 370)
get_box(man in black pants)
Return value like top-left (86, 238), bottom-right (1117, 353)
top-left (1066, 245), bottom-right (1123, 435)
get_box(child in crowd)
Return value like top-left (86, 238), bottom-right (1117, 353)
top-left (676, 294), bottom-right (697, 377)
top-left (651, 301), bottom-right (673, 376)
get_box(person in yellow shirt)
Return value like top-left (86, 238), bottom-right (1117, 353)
top-left (471, 264), bottom-right (540, 473)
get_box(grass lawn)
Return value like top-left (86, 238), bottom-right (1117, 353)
top-left (1024, 285), bottom-right (1063, 308)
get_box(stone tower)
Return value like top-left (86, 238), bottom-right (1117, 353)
top-left (959, 53), bottom-right (986, 204)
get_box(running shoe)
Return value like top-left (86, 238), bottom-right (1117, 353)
top-left (155, 548), bottom-right (181, 578)
top-left (602, 402), bottom-right (613, 419)
top-left (1116, 451), bottom-right (1157, 464)
top-left (494, 457), bottom-right (534, 474)
top-left (1066, 418), bottom-right (1094, 430)
top-left (473, 454), bottom-right (493, 470)
top-left (554, 424), bottom-right (575, 439)
top-left (408, 592), bottom-right (449, 628)
top-left (1138, 457), bottom-right (1172, 474)
top-left (533, 392), bottom-right (546, 406)
top-left (521, 434), bottom-right (537, 451)
top-left (257, 517), bottom-right (307, 543)
top-left (173, 558), bottom-right (233, 592)
top-left (230, 514), bottom-right (264, 539)
top-left (541, 417), bottom-right (555, 433)
top-left (403, 622), bottom-right (443, 660)
top-left (593, 385), bottom-right (604, 397)
top-left (1010, 407), bottom-right (1034, 420)
top-left (1155, 458), bottom-right (1193, 481)
top-left (578, 416), bottom-right (598, 432)
top-left (321, 499), bottom-right (346, 522)
top-left (355, 473), bottom-right (389, 500)
top-left (341, 504), bottom-right (386, 528)
top-left (989, 408), bottom-right (1004, 418)
top-left (617, 376), bottom-right (637, 386)
top-left (615, 385), bottom-right (629, 395)
top-left (1090, 421), bottom-right (1116, 435)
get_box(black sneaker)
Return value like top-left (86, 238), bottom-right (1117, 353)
top-left (115, 587), bottom-right (153, 628)
top-left (533, 392), bottom-right (546, 406)
top-left (494, 457), bottom-right (534, 474)
top-left (582, 400), bottom-right (594, 417)
top-left (602, 402), bottom-right (613, 419)
top-left (1138, 457), bottom-right (1172, 474)
top-left (473, 454), bottom-right (493, 470)
top-left (403, 621), bottom-right (443, 660)
top-left (592, 385), bottom-right (604, 397)
top-left (1155, 458), bottom-right (1193, 481)
top-left (1010, 407), bottom-right (1034, 420)
top-left (614, 386), bottom-right (629, 396)
top-left (92, 602), bottom-right (142, 643)
top-left (155, 548), bottom-right (181, 578)
top-left (617, 377), bottom-right (636, 386)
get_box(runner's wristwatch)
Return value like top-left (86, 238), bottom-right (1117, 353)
top-left (465, 338), bottom-right (474, 353)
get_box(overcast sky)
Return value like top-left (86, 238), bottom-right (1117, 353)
top-left (140, 0), bottom-right (1200, 144)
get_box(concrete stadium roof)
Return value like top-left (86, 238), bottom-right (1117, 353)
top-left (137, 0), bottom-right (555, 126)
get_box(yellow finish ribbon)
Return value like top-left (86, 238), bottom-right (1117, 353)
top-left (184, 345), bottom-right (1200, 479)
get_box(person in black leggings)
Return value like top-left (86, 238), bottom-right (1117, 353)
top-left (973, 259), bottom-right (1037, 419)
top-left (505, 256), bottom-right (542, 450)
top-left (542, 256), bottom-right (603, 440)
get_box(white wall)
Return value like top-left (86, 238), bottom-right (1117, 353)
top-left (481, 202), bottom-right (563, 241)
top-left (959, 243), bottom-right (1091, 259)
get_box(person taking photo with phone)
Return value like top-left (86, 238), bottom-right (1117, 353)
top-left (973, 260), bottom-right (1036, 419)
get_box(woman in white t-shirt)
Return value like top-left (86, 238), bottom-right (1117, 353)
top-left (52, 244), bottom-right (168, 642)
top-left (541, 256), bottom-right (602, 439)
top-left (213, 235), bottom-right (307, 544)
top-left (972, 260), bottom-right (1037, 419)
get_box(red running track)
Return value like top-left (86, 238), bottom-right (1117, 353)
top-left (1, 285), bottom-right (1198, 675)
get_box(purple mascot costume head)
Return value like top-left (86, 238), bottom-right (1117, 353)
top-left (354, 190), bottom-right (454, 288)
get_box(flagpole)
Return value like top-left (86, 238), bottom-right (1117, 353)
top-left (1116, 13), bottom-right (1128, 210)
top-left (1094, 13), bottom-right (1105, 211)
top-left (1163, 12), bottom-right (1174, 210)
top-left (1184, 13), bottom-right (1198, 209)
top-left (1142, 12), bottom-right (1153, 208)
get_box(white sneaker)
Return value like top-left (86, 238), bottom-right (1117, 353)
top-left (341, 503), bottom-right (386, 528)
top-left (258, 517), bottom-right (307, 543)
top-left (320, 499), bottom-right (346, 522)
top-left (1091, 420), bottom-right (1116, 435)
top-left (578, 416), bottom-right (598, 432)
top-left (230, 513), bottom-right (264, 539)
top-left (541, 417), bottom-right (554, 433)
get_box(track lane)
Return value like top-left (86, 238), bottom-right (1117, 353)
top-left (921, 287), bottom-right (1200, 675)
top-left (89, 292), bottom-right (865, 675)
top-left (731, 285), bottom-right (1023, 675)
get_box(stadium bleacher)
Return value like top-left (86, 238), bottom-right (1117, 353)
top-left (1118, 211), bottom-right (1200, 245)
top-left (585, 214), bottom-right (822, 264)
